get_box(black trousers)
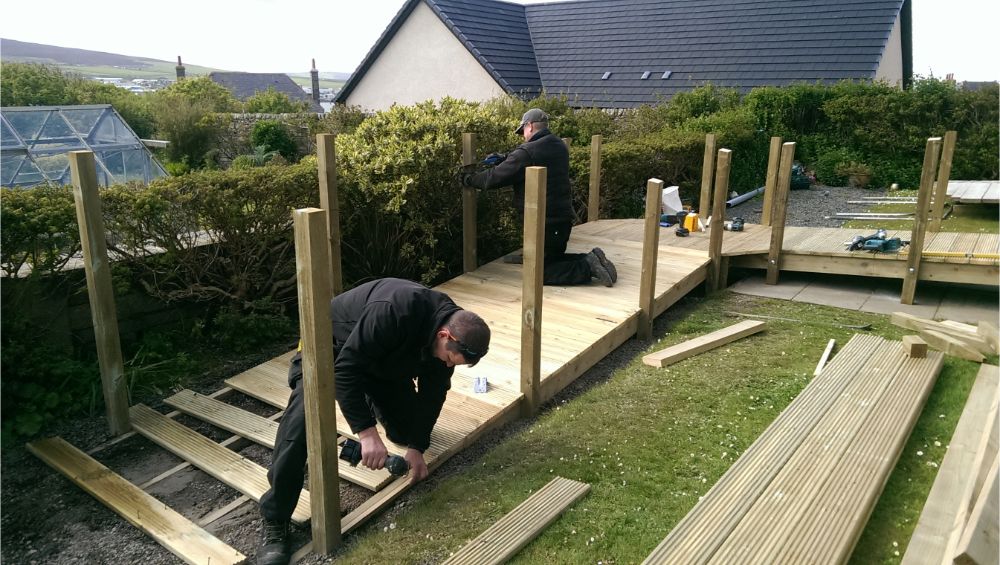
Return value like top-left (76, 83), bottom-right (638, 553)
top-left (542, 220), bottom-right (592, 286)
top-left (259, 360), bottom-right (414, 522)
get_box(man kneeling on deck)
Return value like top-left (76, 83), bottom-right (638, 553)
top-left (258, 277), bottom-right (491, 565)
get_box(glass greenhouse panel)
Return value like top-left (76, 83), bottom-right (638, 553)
top-left (0, 105), bottom-right (167, 188)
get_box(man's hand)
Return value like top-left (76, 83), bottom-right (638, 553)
top-left (404, 448), bottom-right (428, 484)
top-left (358, 427), bottom-right (387, 470)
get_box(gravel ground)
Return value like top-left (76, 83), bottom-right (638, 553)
top-left (0, 185), bottom-right (886, 565)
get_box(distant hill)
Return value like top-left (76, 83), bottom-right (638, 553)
top-left (1, 38), bottom-right (347, 88)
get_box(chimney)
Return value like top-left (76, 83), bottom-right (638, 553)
top-left (176, 56), bottom-right (186, 81)
top-left (310, 58), bottom-right (320, 104)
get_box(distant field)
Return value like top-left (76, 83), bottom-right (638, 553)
top-left (8, 57), bottom-right (220, 81)
top-left (288, 75), bottom-right (345, 90)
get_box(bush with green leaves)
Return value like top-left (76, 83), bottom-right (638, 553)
top-left (251, 120), bottom-right (298, 161)
top-left (0, 185), bottom-right (80, 277)
top-left (244, 87), bottom-right (311, 114)
top-left (336, 98), bottom-right (522, 284)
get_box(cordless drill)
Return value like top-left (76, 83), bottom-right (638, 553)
top-left (339, 438), bottom-right (410, 476)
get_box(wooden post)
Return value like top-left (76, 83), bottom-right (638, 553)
top-left (708, 149), bottom-right (732, 291)
top-left (588, 134), bottom-right (602, 222)
top-left (902, 137), bottom-right (943, 304)
top-left (462, 133), bottom-right (478, 273)
top-left (316, 134), bottom-right (343, 295)
top-left (292, 208), bottom-right (341, 553)
top-left (699, 133), bottom-right (717, 216)
top-left (761, 136), bottom-right (783, 226)
top-left (765, 142), bottom-right (796, 285)
top-left (929, 130), bottom-right (957, 232)
top-left (562, 137), bottom-right (572, 147)
top-left (68, 151), bottom-right (130, 436)
top-left (638, 178), bottom-right (664, 340)
top-left (521, 166), bottom-right (546, 417)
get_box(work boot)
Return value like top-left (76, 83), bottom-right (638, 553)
top-left (258, 518), bottom-right (290, 565)
top-left (503, 253), bottom-right (523, 264)
top-left (586, 251), bottom-right (614, 287)
top-left (590, 247), bottom-right (617, 283)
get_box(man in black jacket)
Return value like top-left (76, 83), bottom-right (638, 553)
top-left (463, 108), bottom-right (617, 286)
top-left (257, 278), bottom-right (490, 565)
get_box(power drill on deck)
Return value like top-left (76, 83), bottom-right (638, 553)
top-left (339, 438), bottom-right (410, 476)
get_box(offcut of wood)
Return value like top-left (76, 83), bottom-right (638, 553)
top-left (902, 335), bottom-right (928, 358)
top-left (643, 320), bottom-right (766, 368)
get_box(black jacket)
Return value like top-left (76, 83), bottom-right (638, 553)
top-left (290, 278), bottom-right (460, 452)
top-left (467, 129), bottom-right (574, 223)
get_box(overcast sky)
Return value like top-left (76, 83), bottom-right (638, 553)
top-left (2, 0), bottom-right (997, 81)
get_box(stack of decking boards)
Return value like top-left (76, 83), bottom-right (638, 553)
top-left (644, 333), bottom-right (947, 564)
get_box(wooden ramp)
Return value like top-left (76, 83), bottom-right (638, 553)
top-left (948, 180), bottom-right (1000, 205)
top-left (442, 476), bottom-right (590, 565)
top-left (667, 224), bottom-right (999, 287)
top-left (644, 334), bottom-right (945, 564)
top-left (29, 218), bottom-right (711, 562)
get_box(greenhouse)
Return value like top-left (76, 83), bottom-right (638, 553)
top-left (0, 104), bottom-right (166, 188)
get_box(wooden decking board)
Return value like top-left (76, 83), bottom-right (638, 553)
top-left (164, 389), bottom-right (393, 491)
top-left (166, 389), bottom-right (280, 449)
top-left (902, 364), bottom-right (999, 565)
top-left (442, 476), bottom-right (590, 565)
top-left (775, 350), bottom-right (945, 564)
top-left (708, 340), bottom-right (919, 563)
top-left (642, 320), bottom-right (766, 367)
top-left (27, 437), bottom-right (246, 565)
top-left (643, 334), bottom-right (886, 564)
top-left (129, 404), bottom-right (312, 524)
top-left (948, 181), bottom-right (999, 204)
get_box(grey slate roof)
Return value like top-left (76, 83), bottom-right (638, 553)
top-left (209, 72), bottom-right (323, 112)
top-left (337, 0), bottom-right (910, 109)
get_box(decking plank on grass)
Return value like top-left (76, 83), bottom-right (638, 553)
top-left (442, 476), bottom-right (590, 565)
top-left (902, 364), bottom-right (999, 565)
top-left (129, 404), bottom-right (312, 524)
top-left (642, 320), bottom-right (766, 368)
top-left (27, 437), bottom-right (246, 565)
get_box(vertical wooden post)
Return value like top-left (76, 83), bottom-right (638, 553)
top-left (316, 134), bottom-right (343, 295)
top-left (638, 178), bottom-right (664, 340)
top-left (765, 142), bottom-right (796, 285)
top-left (699, 133), bottom-right (717, 216)
top-left (68, 151), bottom-right (130, 436)
top-left (462, 133), bottom-right (478, 273)
top-left (292, 207), bottom-right (341, 553)
top-left (929, 130), bottom-right (957, 232)
top-left (902, 137), bottom-right (943, 304)
top-left (761, 136), bottom-right (783, 227)
top-left (521, 166), bottom-right (546, 417)
top-left (708, 149), bottom-right (732, 291)
top-left (562, 137), bottom-right (572, 147)
top-left (588, 134), bottom-right (602, 222)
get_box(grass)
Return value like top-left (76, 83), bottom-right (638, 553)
top-left (330, 292), bottom-right (989, 564)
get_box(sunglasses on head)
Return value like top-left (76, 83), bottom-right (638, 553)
top-left (448, 334), bottom-right (487, 366)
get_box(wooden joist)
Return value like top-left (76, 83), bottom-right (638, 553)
top-left (27, 437), bottom-right (246, 565)
top-left (814, 338), bottom-right (836, 376)
top-left (903, 364), bottom-right (999, 565)
top-left (642, 320), bottom-right (766, 368)
top-left (442, 477), bottom-right (590, 565)
top-left (891, 312), bottom-right (993, 359)
top-left (954, 455), bottom-right (999, 565)
top-left (165, 389), bottom-right (393, 491)
top-left (903, 335), bottom-right (928, 358)
top-left (129, 404), bottom-right (312, 524)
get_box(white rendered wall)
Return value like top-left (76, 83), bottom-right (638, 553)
top-left (345, 1), bottom-right (507, 110)
top-left (875, 13), bottom-right (904, 87)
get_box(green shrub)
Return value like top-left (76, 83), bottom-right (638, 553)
top-left (812, 147), bottom-right (861, 186)
top-left (0, 185), bottom-right (80, 277)
top-left (251, 120), bottom-right (298, 161)
top-left (245, 87), bottom-right (311, 114)
top-left (313, 104), bottom-right (369, 136)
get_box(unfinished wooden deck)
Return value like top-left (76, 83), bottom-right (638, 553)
top-left (663, 223), bottom-right (999, 287)
top-left (948, 180), bottom-right (999, 205)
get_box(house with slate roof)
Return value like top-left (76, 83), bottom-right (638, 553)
top-left (209, 72), bottom-right (324, 113)
top-left (336, 0), bottom-right (912, 110)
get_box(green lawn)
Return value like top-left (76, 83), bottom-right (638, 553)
top-left (330, 292), bottom-right (989, 564)
top-left (844, 189), bottom-right (999, 233)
